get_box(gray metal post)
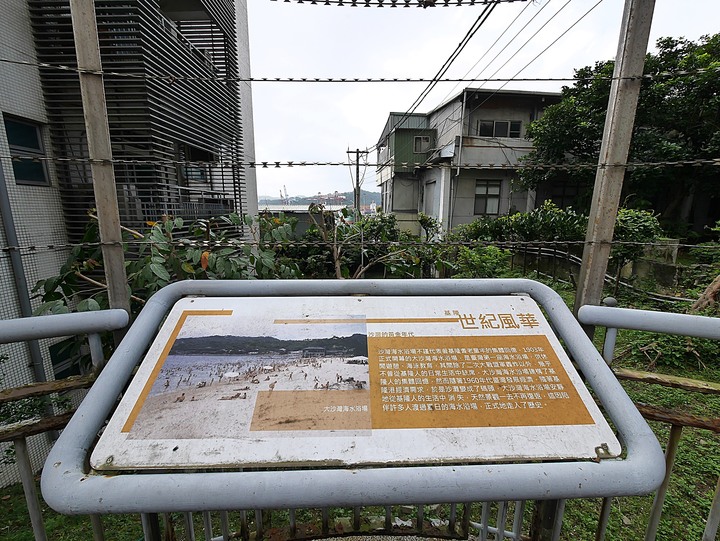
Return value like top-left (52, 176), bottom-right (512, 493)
top-left (88, 332), bottom-right (105, 371)
top-left (645, 424), bottom-right (683, 540)
top-left (550, 499), bottom-right (566, 541)
top-left (702, 476), bottom-right (720, 541)
top-left (0, 162), bottom-right (48, 386)
top-left (574, 0), bottom-right (656, 323)
top-left (90, 514), bottom-right (105, 541)
top-left (68, 0), bottom-right (130, 320)
top-left (184, 512), bottom-right (197, 541)
top-left (14, 437), bottom-right (48, 541)
top-left (600, 298), bottom-right (618, 364)
top-left (595, 497), bottom-right (613, 541)
top-left (141, 512), bottom-right (161, 541)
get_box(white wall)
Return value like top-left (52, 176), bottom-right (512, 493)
top-left (0, 0), bottom-right (72, 487)
top-left (235, 0), bottom-right (258, 216)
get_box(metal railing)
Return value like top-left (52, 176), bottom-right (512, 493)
top-left (4, 285), bottom-right (720, 540)
top-left (578, 299), bottom-right (720, 541)
top-left (0, 309), bottom-right (129, 541)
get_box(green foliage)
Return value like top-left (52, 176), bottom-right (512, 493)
top-left (451, 246), bottom-right (511, 278)
top-left (689, 242), bottom-right (720, 265)
top-left (504, 201), bottom-right (588, 242)
top-left (519, 34), bottom-right (720, 226)
top-left (689, 220), bottom-right (720, 264)
top-left (301, 206), bottom-right (415, 279)
top-left (450, 202), bottom-right (588, 244)
top-left (625, 330), bottom-right (720, 370)
top-left (611, 208), bottom-right (663, 269)
top-left (418, 212), bottom-right (441, 241)
top-left (33, 213), bottom-right (302, 316)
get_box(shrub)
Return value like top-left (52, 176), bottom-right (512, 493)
top-left (451, 246), bottom-right (511, 278)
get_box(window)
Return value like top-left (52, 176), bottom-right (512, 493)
top-left (474, 180), bottom-right (501, 215)
top-left (178, 143), bottom-right (213, 184)
top-left (475, 120), bottom-right (522, 138)
top-left (413, 135), bottom-right (431, 153)
top-left (550, 182), bottom-right (581, 209)
top-left (3, 116), bottom-right (49, 185)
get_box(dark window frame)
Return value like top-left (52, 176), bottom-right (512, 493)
top-left (413, 135), bottom-right (431, 153)
top-left (3, 116), bottom-right (50, 186)
top-left (476, 120), bottom-right (523, 139)
top-left (474, 180), bottom-right (502, 215)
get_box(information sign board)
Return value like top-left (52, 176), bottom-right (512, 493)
top-left (91, 295), bottom-right (620, 470)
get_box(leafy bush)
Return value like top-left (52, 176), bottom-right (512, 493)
top-left (689, 242), bottom-right (720, 265)
top-left (33, 212), bottom-right (302, 316)
top-left (449, 202), bottom-right (587, 243)
top-left (611, 208), bottom-right (663, 270)
top-left (451, 246), bottom-right (511, 279)
top-left (298, 207), bottom-right (414, 279)
top-left (504, 201), bottom-right (588, 242)
top-left (627, 332), bottom-right (720, 370)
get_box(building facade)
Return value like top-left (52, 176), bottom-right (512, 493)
top-left (0, 0), bottom-right (257, 485)
top-left (27, 0), bottom-right (257, 239)
top-left (376, 89), bottom-right (561, 235)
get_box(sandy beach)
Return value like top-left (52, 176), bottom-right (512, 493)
top-left (129, 356), bottom-right (371, 439)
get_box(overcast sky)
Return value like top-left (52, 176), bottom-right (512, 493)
top-left (246, 0), bottom-right (720, 201)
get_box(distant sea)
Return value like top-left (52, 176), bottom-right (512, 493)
top-left (148, 353), bottom-right (301, 396)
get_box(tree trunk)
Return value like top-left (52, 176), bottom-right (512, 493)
top-left (691, 274), bottom-right (720, 311)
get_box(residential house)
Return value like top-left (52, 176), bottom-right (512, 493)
top-left (376, 88), bottom-right (561, 235)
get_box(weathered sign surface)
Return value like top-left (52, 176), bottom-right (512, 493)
top-left (91, 295), bottom-right (620, 470)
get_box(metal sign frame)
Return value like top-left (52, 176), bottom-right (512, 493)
top-left (42, 279), bottom-right (665, 514)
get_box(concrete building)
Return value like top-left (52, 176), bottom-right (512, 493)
top-left (0, 0), bottom-right (257, 485)
top-left (24, 0), bottom-right (257, 239)
top-left (376, 88), bottom-right (561, 235)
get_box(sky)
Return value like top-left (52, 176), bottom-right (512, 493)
top-left (246, 0), bottom-right (720, 201)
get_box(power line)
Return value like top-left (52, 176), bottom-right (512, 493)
top-left (432, 0), bottom-right (605, 148)
top-left (476, 0), bottom-right (573, 89)
top-left (1, 56), bottom-right (716, 83)
top-left (2, 154), bottom-right (718, 170)
top-left (366, 2), bottom-right (499, 154)
top-left (382, 0), bottom-right (556, 162)
top-left (270, 0), bottom-right (525, 6)
top-left (380, 0), bottom-right (598, 164)
top-left (463, 0), bottom-right (555, 91)
top-left (434, 0), bottom-right (537, 105)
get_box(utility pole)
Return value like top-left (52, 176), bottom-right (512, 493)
top-left (573, 0), bottom-right (655, 326)
top-left (69, 0), bottom-right (130, 320)
top-left (347, 149), bottom-right (368, 215)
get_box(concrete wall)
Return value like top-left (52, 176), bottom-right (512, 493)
top-left (235, 0), bottom-right (258, 216)
top-left (449, 171), bottom-right (514, 228)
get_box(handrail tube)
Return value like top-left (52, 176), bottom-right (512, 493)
top-left (578, 305), bottom-right (720, 340)
top-left (0, 310), bottom-right (129, 344)
top-left (41, 279), bottom-right (665, 514)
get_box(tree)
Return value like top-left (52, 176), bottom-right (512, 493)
top-left (304, 205), bottom-right (412, 279)
top-left (519, 34), bottom-right (720, 234)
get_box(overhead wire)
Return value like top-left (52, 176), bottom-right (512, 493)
top-left (466, 0), bottom-right (556, 89)
top-left (364, 0), bottom-right (499, 155)
top-left (2, 154), bottom-right (717, 170)
top-left (432, 0), bottom-right (605, 150)
top-left (0, 57), bottom-right (715, 84)
top-left (434, 0), bottom-right (537, 105)
top-left (380, 0), bottom-right (563, 165)
top-left (270, 0), bottom-right (524, 6)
